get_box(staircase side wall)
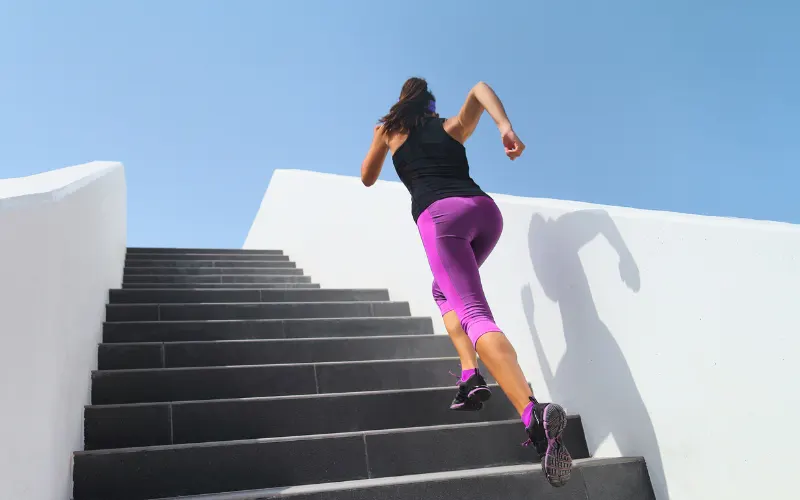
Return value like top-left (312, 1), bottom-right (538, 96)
top-left (0, 162), bottom-right (127, 500)
top-left (245, 168), bottom-right (800, 500)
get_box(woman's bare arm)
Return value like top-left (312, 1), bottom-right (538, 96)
top-left (451, 82), bottom-right (513, 141)
top-left (449, 81), bottom-right (525, 160)
top-left (361, 125), bottom-right (389, 187)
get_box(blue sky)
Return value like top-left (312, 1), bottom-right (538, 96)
top-left (1, 0), bottom-right (797, 247)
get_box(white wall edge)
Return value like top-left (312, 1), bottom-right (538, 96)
top-left (267, 168), bottom-right (797, 231)
top-left (0, 161), bottom-right (124, 209)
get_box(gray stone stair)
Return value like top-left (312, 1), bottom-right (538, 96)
top-left (125, 257), bottom-right (293, 267)
top-left (124, 265), bottom-right (304, 276)
top-left (105, 301), bottom-right (412, 322)
top-left (126, 247), bottom-right (284, 255)
top-left (74, 420), bottom-right (594, 500)
top-left (122, 282), bottom-right (323, 289)
top-left (84, 385), bottom-right (541, 449)
top-left (90, 357), bottom-right (480, 404)
top-left (123, 274), bottom-right (315, 285)
top-left (72, 247), bottom-right (656, 500)
top-left (97, 334), bottom-right (456, 369)
top-left (150, 458), bottom-right (654, 500)
top-left (109, 288), bottom-right (388, 304)
top-left (102, 316), bottom-right (435, 343)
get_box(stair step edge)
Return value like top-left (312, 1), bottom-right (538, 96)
top-left (148, 458), bottom-right (645, 500)
top-left (108, 300), bottom-right (404, 306)
top-left (104, 316), bottom-right (432, 325)
top-left (100, 334), bottom-right (448, 346)
top-left (86, 384), bottom-right (502, 409)
top-left (92, 356), bottom-right (461, 374)
top-left (75, 419), bottom-right (527, 456)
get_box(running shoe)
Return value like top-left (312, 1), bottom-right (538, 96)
top-left (449, 369), bottom-right (492, 411)
top-left (523, 397), bottom-right (572, 487)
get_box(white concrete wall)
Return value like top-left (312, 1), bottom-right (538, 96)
top-left (0, 162), bottom-right (127, 500)
top-left (245, 169), bottom-right (800, 500)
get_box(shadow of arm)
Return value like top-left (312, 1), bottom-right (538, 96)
top-left (521, 284), bottom-right (555, 390)
top-left (556, 210), bottom-right (640, 292)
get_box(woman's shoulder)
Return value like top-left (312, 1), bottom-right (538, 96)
top-left (441, 116), bottom-right (467, 144)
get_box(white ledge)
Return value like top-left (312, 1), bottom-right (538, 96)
top-left (0, 160), bottom-right (123, 209)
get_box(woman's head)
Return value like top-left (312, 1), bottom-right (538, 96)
top-left (379, 77), bottom-right (436, 135)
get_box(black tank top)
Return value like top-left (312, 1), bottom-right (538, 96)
top-left (392, 117), bottom-right (489, 222)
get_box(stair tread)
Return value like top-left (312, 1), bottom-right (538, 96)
top-left (152, 458), bottom-right (645, 500)
top-left (127, 259), bottom-right (288, 261)
top-left (108, 300), bottom-right (403, 306)
top-left (101, 333), bottom-right (446, 346)
top-left (125, 266), bottom-right (300, 269)
top-left (87, 383), bottom-right (495, 409)
top-left (77, 419), bottom-right (541, 455)
top-left (93, 356), bottom-right (460, 374)
top-left (127, 248), bottom-right (283, 252)
top-left (123, 274), bottom-right (310, 278)
top-left (106, 316), bottom-right (432, 324)
top-left (98, 334), bottom-right (453, 370)
top-left (73, 418), bottom-right (593, 499)
top-left (111, 288), bottom-right (387, 292)
top-left (117, 287), bottom-right (318, 290)
top-left (90, 355), bottom-right (464, 404)
top-left (102, 316), bottom-right (435, 343)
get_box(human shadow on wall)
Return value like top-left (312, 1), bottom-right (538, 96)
top-left (522, 209), bottom-right (668, 499)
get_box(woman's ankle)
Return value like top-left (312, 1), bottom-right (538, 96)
top-left (460, 368), bottom-right (479, 382)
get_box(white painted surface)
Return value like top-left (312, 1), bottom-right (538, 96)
top-left (0, 162), bottom-right (127, 500)
top-left (245, 169), bottom-right (800, 500)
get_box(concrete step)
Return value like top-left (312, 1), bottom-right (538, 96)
top-left (151, 458), bottom-right (654, 500)
top-left (123, 274), bottom-right (313, 285)
top-left (103, 317), bottom-right (436, 343)
top-left (127, 253), bottom-right (291, 262)
top-left (126, 261), bottom-right (298, 270)
top-left (127, 247), bottom-right (284, 255)
top-left (84, 384), bottom-right (523, 449)
top-left (108, 288), bottom-right (391, 305)
top-left (98, 335), bottom-right (454, 370)
top-left (124, 266), bottom-right (305, 276)
top-left (121, 283), bottom-right (322, 289)
top-left (125, 257), bottom-right (292, 267)
top-left (105, 301), bottom-right (412, 322)
top-left (91, 357), bottom-right (472, 404)
top-left (73, 420), bottom-right (591, 500)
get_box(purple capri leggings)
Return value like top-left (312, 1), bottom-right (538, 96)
top-left (416, 196), bottom-right (504, 348)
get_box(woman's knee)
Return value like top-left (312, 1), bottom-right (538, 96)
top-left (474, 331), bottom-right (517, 358)
top-left (442, 310), bottom-right (464, 333)
top-left (466, 320), bottom-right (504, 349)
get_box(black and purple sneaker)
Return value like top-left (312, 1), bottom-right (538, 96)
top-left (449, 370), bottom-right (492, 411)
top-left (523, 397), bottom-right (572, 487)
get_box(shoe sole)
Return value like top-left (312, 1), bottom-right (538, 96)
top-left (468, 386), bottom-right (492, 403)
top-left (449, 386), bottom-right (492, 411)
top-left (542, 403), bottom-right (572, 488)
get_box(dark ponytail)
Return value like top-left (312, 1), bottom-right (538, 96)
top-left (379, 77), bottom-right (436, 135)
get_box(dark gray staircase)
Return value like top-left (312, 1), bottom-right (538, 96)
top-left (72, 247), bottom-right (656, 500)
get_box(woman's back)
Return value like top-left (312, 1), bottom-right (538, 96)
top-left (391, 117), bottom-right (486, 222)
top-left (360, 78), bottom-right (525, 221)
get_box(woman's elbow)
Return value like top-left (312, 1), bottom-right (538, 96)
top-left (360, 168), bottom-right (376, 187)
